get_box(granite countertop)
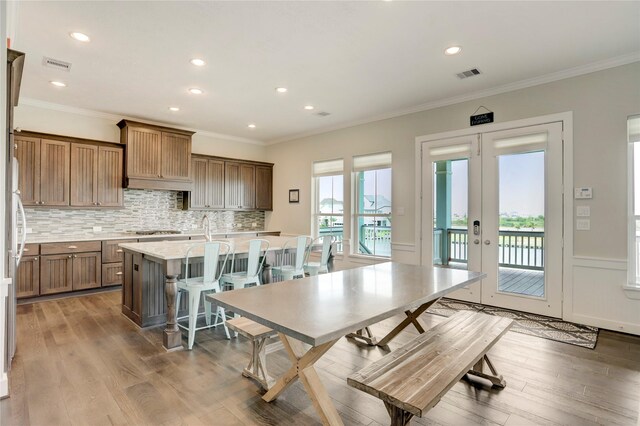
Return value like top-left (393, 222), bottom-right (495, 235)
top-left (26, 229), bottom-right (278, 244)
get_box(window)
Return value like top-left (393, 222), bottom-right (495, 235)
top-left (353, 152), bottom-right (392, 257)
top-left (628, 116), bottom-right (640, 288)
top-left (313, 159), bottom-right (344, 252)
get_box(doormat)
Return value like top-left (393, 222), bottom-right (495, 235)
top-left (427, 298), bottom-right (599, 349)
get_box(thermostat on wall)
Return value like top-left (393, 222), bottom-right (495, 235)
top-left (574, 187), bottom-right (593, 199)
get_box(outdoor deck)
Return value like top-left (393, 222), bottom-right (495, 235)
top-left (499, 267), bottom-right (544, 297)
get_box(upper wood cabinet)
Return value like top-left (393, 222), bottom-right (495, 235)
top-left (118, 120), bottom-right (193, 191)
top-left (184, 155), bottom-right (272, 211)
top-left (15, 132), bottom-right (123, 208)
top-left (255, 165), bottom-right (273, 211)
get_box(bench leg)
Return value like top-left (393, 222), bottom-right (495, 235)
top-left (242, 337), bottom-right (275, 390)
top-left (384, 402), bottom-right (413, 426)
top-left (346, 326), bottom-right (378, 346)
top-left (376, 299), bottom-right (438, 348)
top-left (467, 354), bottom-right (506, 389)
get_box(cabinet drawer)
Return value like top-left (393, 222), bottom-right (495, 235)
top-left (22, 243), bottom-right (40, 256)
top-left (102, 239), bottom-right (137, 263)
top-left (41, 241), bottom-right (101, 255)
top-left (102, 262), bottom-right (124, 287)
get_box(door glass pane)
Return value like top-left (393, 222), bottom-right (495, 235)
top-left (432, 159), bottom-right (468, 269)
top-left (497, 151), bottom-right (545, 297)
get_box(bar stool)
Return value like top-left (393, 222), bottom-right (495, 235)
top-left (271, 236), bottom-right (312, 281)
top-left (175, 241), bottom-right (232, 349)
top-left (304, 235), bottom-right (333, 276)
top-left (220, 239), bottom-right (270, 290)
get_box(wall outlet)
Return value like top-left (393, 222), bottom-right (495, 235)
top-left (576, 219), bottom-right (590, 231)
top-left (252, 222), bottom-right (257, 228)
top-left (25, 228), bottom-right (32, 234)
top-left (576, 206), bottom-right (590, 217)
top-left (92, 226), bottom-right (102, 233)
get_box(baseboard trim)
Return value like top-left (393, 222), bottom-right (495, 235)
top-left (569, 313), bottom-right (640, 336)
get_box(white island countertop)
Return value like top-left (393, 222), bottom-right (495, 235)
top-left (26, 230), bottom-right (279, 244)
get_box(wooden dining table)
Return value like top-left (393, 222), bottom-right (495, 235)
top-left (207, 261), bottom-right (485, 425)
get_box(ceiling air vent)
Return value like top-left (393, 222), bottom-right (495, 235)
top-left (315, 111), bottom-right (331, 117)
top-left (42, 56), bottom-right (72, 72)
top-left (456, 68), bottom-right (481, 80)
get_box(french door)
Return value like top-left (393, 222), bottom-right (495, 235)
top-left (422, 122), bottom-right (563, 318)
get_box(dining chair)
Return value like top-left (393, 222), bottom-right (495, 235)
top-left (220, 239), bottom-right (270, 290)
top-left (304, 235), bottom-right (333, 276)
top-left (176, 241), bottom-right (232, 350)
top-left (271, 235), bottom-right (313, 281)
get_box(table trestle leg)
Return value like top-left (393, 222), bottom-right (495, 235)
top-left (346, 326), bottom-right (378, 346)
top-left (242, 337), bottom-right (275, 390)
top-left (376, 299), bottom-right (439, 348)
top-left (384, 402), bottom-right (413, 426)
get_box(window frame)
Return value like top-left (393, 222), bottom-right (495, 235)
top-left (312, 159), bottom-right (344, 253)
top-left (627, 116), bottom-right (640, 289)
top-left (352, 153), bottom-right (392, 258)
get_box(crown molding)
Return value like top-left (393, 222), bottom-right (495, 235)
top-left (266, 52), bottom-right (640, 145)
top-left (18, 97), bottom-right (266, 146)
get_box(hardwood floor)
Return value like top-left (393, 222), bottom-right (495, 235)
top-left (2, 290), bottom-right (639, 426)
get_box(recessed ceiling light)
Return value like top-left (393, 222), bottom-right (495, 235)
top-left (168, 107), bottom-right (180, 112)
top-left (188, 88), bottom-right (203, 95)
top-left (248, 124), bottom-right (256, 129)
top-left (275, 87), bottom-right (288, 93)
top-left (69, 32), bottom-right (90, 42)
top-left (304, 105), bottom-right (315, 110)
top-left (444, 46), bottom-right (462, 56)
top-left (50, 81), bottom-right (66, 87)
top-left (190, 58), bottom-right (205, 67)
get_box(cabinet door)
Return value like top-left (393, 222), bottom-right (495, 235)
top-left (102, 239), bottom-right (136, 263)
top-left (72, 252), bottom-right (102, 290)
top-left (127, 126), bottom-right (162, 179)
top-left (240, 163), bottom-right (255, 209)
top-left (224, 162), bottom-right (242, 209)
top-left (14, 136), bottom-right (40, 206)
top-left (255, 165), bottom-right (273, 211)
top-left (70, 143), bottom-right (98, 206)
top-left (190, 157), bottom-right (208, 208)
top-left (40, 254), bottom-right (73, 295)
top-left (161, 132), bottom-right (191, 180)
top-left (207, 159), bottom-right (225, 208)
top-left (102, 262), bottom-right (123, 287)
top-left (98, 146), bottom-right (124, 206)
top-left (16, 256), bottom-right (39, 298)
top-left (40, 139), bottom-right (70, 206)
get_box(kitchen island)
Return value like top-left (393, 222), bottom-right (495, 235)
top-left (119, 235), bottom-right (299, 350)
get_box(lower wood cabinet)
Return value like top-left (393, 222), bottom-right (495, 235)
top-left (40, 254), bottom-right (73, 295)
top-left (16, 255), bottom-right (40, 298)
top-left (102, 263), bottom-right (124, 287)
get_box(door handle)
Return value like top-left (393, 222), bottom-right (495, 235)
top-left (484, 240), bottom-right (491, 245)
top-left (473, 239), bottom-right (480, 244)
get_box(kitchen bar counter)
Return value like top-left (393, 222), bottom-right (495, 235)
top-left (26, 229), bottom-right (280, 244)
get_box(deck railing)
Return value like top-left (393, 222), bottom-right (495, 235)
top-left (434, 228), bottom-right (544, 270)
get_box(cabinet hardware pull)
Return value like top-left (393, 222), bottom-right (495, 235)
top-left (73, 254), bottom-right (77, 258)
top-left (116, 249), bottom-right (123, 253)
top-left (115, 272), bottom-right (123, 276)
top-left (68, 245), bottom-right (78, 249)
top-left (23, 248), bottom-right (29, 252)
top-left (34, 257), bottom-right (38, 261)
top-left (97, 202), bottom-right (102, 206)
top-left (68, 255), bottom-right (72, 258)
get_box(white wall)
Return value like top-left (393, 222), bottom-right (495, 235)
top-left (265, 62), bottom-right (640, 333)
top-left (13, 102), bottom-right (268, 161)
top-left (1, 0), bottom-right (10, 398)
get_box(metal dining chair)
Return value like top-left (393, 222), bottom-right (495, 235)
top-left (175, 241), bottom-right (232, 349)
top-left (220, 239), bottom-right (270, 290)
top-left (271, 235), bottom-right (313, 281)
top-left (304, 235), bottom-right (333, 276)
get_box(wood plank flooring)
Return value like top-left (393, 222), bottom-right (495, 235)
top-left (1, 290), bottom-right (639, 426)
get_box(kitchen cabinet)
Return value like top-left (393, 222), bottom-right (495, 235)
top-left (15, 132), bottom-right (123, 208)
top-left (255, 165), bottom-right (273, 211)
top-left (16, 136), bottom-right (71, 207)
top-left (185, 156), bottom-right (224, 209)
top-left (225, 161), bottom-right (255, 209)
top-left (70, 144), bottom-right (123, 207)
top-left (101, 239), bottom-right (136, 287)
top-left (118, 120), bottom-right (193, 191)
top-left (16, 244), bottom-right (40, 299)
top-left (40, 241), bottom-right (102, 295)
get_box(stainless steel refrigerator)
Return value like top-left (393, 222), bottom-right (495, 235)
top-left (4, 49), bottom-right (25, 376)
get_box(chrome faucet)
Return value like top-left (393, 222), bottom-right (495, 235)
top-left (201, 214), bottom-right (212, 241)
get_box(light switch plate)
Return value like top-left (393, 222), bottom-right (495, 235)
top-left (576, 206), bottom-right (590, 217)
top-left (574, 187), bottom-right (593, 199)
top-left (576, 219), bottom-right (590, 230)
top-left (252, 222), bottom-right (257, 227)
top-left (92, 226), bottom-right (102, 232)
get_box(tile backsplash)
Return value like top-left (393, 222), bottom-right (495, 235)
top-left (24, 189), bottom-right (265, 238)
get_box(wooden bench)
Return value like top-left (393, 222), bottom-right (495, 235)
top-left (347, 311), bottom-right (513, 426)
top-left (226, 317), bottom-right (278, 390)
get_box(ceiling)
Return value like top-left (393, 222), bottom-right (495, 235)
top-left (12, 1), bottom-right (640, 144)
